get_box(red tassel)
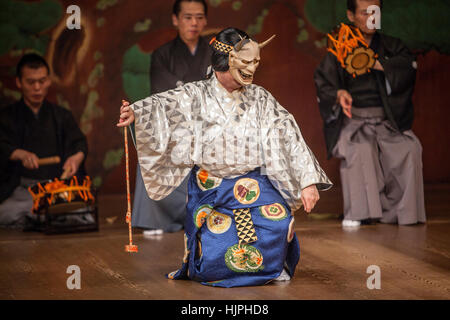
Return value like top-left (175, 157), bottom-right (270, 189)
top-left (124, 123), bottom-right (138, 253)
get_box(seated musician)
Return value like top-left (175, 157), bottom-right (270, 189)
top-left (0, 53), bottom-right (88, 228)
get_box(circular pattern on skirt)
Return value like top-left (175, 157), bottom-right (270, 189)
top-left (193, 204), bottom-right (213, 229)
top-left (287, 218), bottom-right (295, 243)
top-left (196, 169), bottom-right (222, 191)
top-left (259, 203), bottom-right (287, 221)
top-left (233, 178), bottom-right (260, 205)
top-left (206, 210), bottom-right (232, 234)
top-left (224, 244), bottom-right (264, 273)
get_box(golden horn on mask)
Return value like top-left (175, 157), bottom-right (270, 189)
top-left (234, 37), bottom-right (247, 51)
top-left (259, 34), bottom-right (276, 48)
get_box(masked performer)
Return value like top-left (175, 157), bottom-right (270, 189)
top-left (314, 0), bottom-right (425, 227)
top-left (118, 28), bottom-right (331, 287)
top-left (133, 0), bottom-right (212, 235)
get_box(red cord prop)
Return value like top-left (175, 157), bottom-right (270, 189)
top-left (124, 125), bottom-right (138, 253)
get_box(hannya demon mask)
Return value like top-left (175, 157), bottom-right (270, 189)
top-left (228, 35), bottom-right (276, 86)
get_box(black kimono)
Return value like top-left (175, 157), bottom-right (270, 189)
top-left (314, 32), bottom-right (426, 225)
top-left (132, 35), bottom-right (212, 232)
top-left (150, 36), bottom-right (212, 94)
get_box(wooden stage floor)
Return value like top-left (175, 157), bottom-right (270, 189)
top-left (1, 185), bottom-right (449, 300)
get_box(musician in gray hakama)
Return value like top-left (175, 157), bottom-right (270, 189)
top-left (314, 0), bottom-right (426, 226)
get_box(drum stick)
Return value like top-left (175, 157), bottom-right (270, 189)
top-left (38, 156), bottom-right (61, 166)
top-left (60, 167), bottom-right (72, 180)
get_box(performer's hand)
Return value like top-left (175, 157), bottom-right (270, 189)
top-left (10, 149), bottom-right (39, 170)
top-left (337, 89), bottom-right (352, 118)
top-left (117, 100), bottom-right (135, 127)
top-left (63, 151), bottom-right (85, 178)
top-left (301, 184), bottom-right (320, 214)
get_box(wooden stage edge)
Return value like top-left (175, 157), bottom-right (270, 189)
top-left (0, 184), bottom-right (449, 300)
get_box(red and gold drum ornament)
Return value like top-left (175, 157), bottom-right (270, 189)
top-left (233, 178), bottom-right (260, 205)
top-left (327, 23), bottom-right (378, 77)
top-left (28, 176), bottom-right (94, 214)
top-left (345, 46), bottom-right (377, 76)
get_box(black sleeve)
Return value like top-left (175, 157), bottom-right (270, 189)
top-left (150, 48), bottom-right (180, 94)
top-left (378, 38), bottom-right (417, 95)
top-left (0, 106), bottom-right (21, 202)
top-left (0, 107), bottom-right (18, 162)
top-left (313, 52), bottom-right (345, 126)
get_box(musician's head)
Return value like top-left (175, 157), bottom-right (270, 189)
top-left (16, 53), bottom-right (51, 109)
top-left (211, 27), bottom-right (275, 88)
top-left (347, 0), bottom-right (382, 36)
top-left (172, 0), bottom-right (208, 44)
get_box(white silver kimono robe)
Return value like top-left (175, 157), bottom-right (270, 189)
top-left (130, 73), bottom-right (332, 287)
top-left (131, 74), bottom-right (331, 211)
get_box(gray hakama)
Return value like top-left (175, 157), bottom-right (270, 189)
top-left (0, 178), bottom-right (34, 227)
top-left (333, 107), bottom-right (426, 225)
top-left (132, 166), bottom-right (187, 232)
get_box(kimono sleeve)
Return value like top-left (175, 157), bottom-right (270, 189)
top-left (129, 85), bottom-right (199, 200)
top-left (378, 38), bottom-right (417, 95)
top-left (261, 90), bottom-right (332, 211)
top-left (282, 113), bottom-right (333, 192)
top-left (313, 52), bottom-right (347, 157)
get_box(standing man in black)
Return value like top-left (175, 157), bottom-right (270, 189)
top-left (132, 0), bottom-right (212, 235)
top-left (0, 53), bottom-right (88, 228)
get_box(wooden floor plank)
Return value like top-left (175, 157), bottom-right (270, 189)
top-left (1, 185), bottom-right (449, 299)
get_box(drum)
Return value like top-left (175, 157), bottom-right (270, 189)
top-left (327, 23), bottom-right (378, 77)
top-left (28, 176), bottom-right (95, 215)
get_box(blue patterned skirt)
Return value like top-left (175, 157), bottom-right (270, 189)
top-left (167, 166), bottom-right (300, 287)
